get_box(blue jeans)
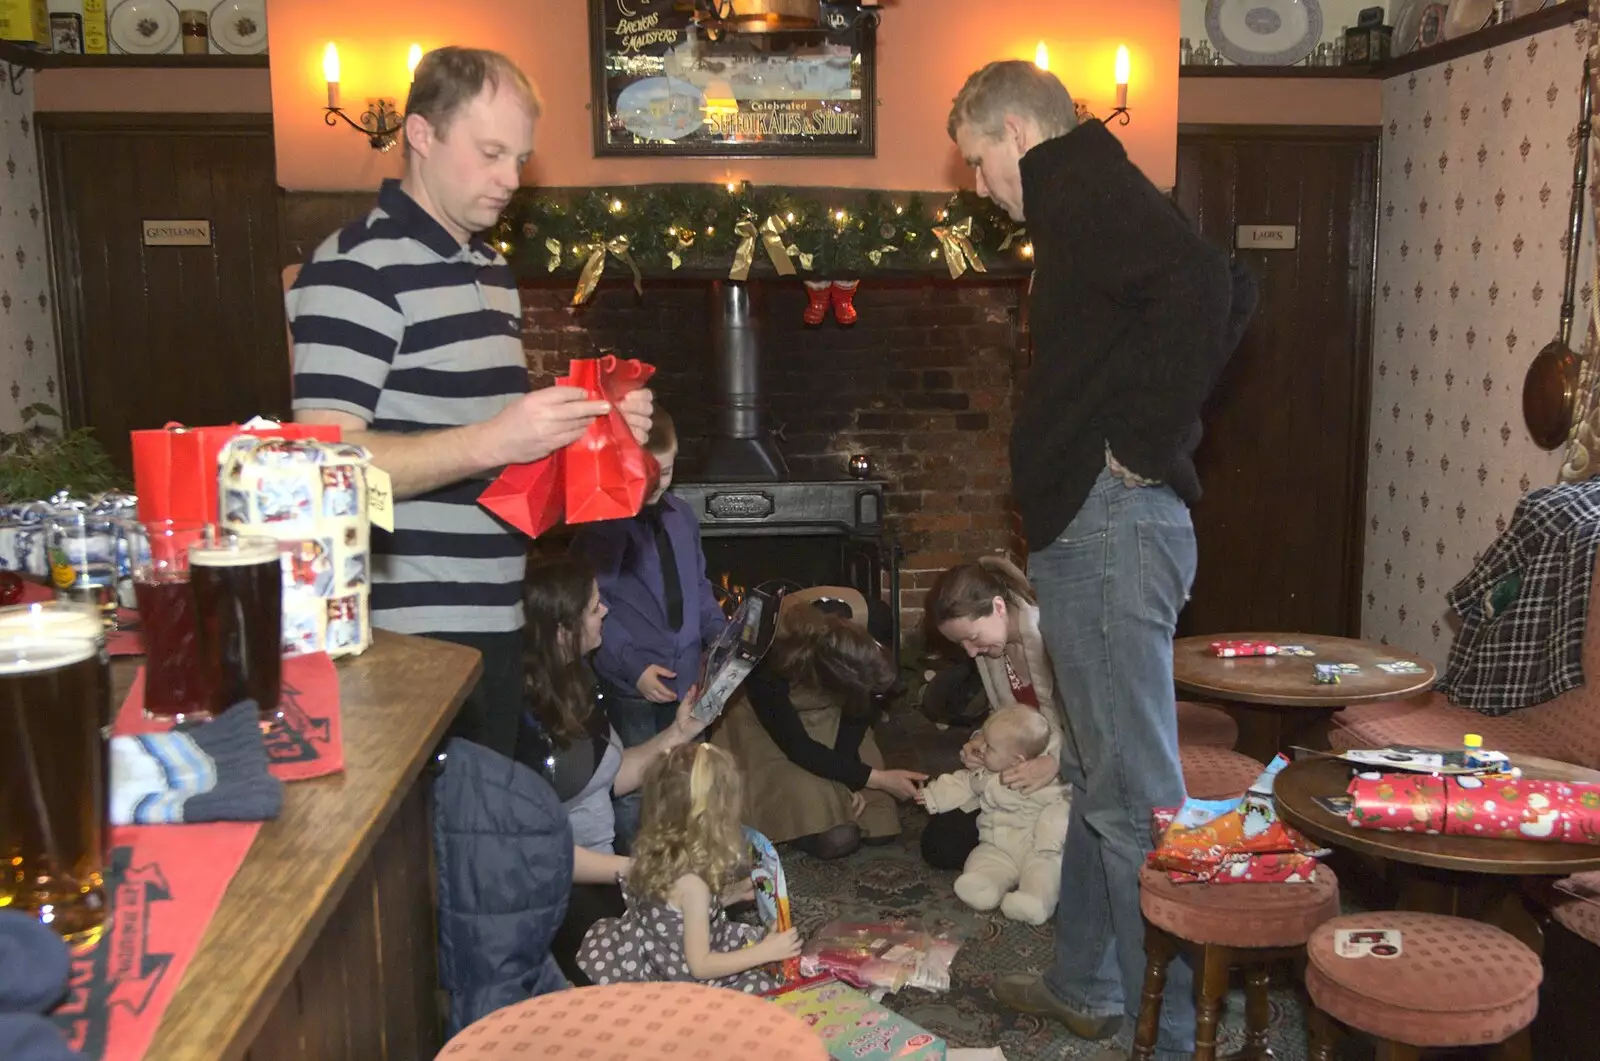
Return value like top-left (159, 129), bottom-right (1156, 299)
top-left (599, 681), bottom-right (676, 855)
top-left (1029, 468), bottom-right (1197, 1061)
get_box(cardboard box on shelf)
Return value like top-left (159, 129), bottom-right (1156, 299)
top-left (0, 0), bottom-right (49, 46)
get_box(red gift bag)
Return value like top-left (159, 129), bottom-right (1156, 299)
top-left (132, 420), bottom-right (341, 523)
top-left (478, 456), bottom-right (566, 539)
top-left (562, 356), bottom-right (659, 525)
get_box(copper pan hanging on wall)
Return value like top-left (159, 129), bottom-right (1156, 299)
top-left (1523, 57), bottom-right (1594, 451)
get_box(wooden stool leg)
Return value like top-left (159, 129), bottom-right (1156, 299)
top-left (1193, 944), bottom-right (1232, 1061)
top-left (1304, 1004), bottom-right (1339, 1061)
top-left (1240, 963), bottom-right (1274, 1060)
top-left (1374, 1041), bottom-right (1422, 1061)
top-left (1490, 1028), bottom-right (1534, 1061)
top-left (1131, 927), bottom-right (1176, 1061)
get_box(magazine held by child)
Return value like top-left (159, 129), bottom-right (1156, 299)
top-left (1148, 755), bottom-right (1328, 883)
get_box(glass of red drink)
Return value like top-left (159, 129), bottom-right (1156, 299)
top-left (129, 520), bottom-right (210, 722)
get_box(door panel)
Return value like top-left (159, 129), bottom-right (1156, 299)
top-left (1175, 126), bottom-right (1379, 637)
top-left (40, 113), bottom-right (287, 476)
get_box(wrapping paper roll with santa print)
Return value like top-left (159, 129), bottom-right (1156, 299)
top-left (216, 436), bottom-right (373, 658)
top-left (1346, 772), bottom-right (1600, 844)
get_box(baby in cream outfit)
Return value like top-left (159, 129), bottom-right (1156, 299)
top-left (917, 706), bottom-right (1071, 924)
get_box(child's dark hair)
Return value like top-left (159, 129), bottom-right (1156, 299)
top-left (645, 408), bottom-right (677, 458)
top-left (767, 606), bottom-right (896, 721)
top-left (523, 554), bottom-right (597, 745)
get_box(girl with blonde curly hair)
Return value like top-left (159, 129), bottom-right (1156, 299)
top-left (576, 743), bottom-right (800, 992)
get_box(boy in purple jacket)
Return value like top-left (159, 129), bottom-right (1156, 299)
top-left (571, 410), bottom-right (728, 849)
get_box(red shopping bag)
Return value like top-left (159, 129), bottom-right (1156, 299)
top-left (131, 420), bottom-right (341, 523)
top-left (562, 356), bottom-right (659, 525)
top-left (478, 455), bottom-right (566, 539)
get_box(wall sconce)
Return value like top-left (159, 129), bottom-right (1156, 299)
top-left (322, 42), bottom-right (415, 152)
top-left (1105, 45), bottom-right (1131, 126)
top-left (1034, 41), bottom-right (1049, 72)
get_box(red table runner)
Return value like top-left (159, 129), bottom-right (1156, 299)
top-left (116, 653), bottom-right (345, 780)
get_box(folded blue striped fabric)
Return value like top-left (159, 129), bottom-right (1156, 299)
top-left (109, 701), bottom-right (283, 825)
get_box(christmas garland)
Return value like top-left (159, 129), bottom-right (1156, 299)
top-left (490, 183), bottom-right (1030, 304)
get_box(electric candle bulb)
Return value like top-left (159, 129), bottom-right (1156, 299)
top-left (323, 42), bottom-right (341, 109)
top-left (1114, 46), bottom-right (1130, 110)
top-left (1034, 41), bottom-right (1049, 71)
top-left (408, 43), bottom-right (422, 80)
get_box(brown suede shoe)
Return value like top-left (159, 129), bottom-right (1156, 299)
top-left (991, 973), bottom-right (1122, 1040)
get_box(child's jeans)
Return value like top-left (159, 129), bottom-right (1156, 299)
top-left (600, 678), bottom-right (677, 854)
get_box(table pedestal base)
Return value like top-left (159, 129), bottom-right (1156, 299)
top-left (1392, 866), bottom-right (1545, 957)
top-left (1223, 703), bottom-right (1339, 764)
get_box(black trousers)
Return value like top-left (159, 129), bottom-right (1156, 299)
top-left (426, 629), bottom-right (527, 759)
top-left (920, 807), bottom-right (980, 871)
top-left (550, 883), bottom-right (625, 986)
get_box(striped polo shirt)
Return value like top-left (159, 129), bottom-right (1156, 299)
top-left (288, 179), bottom-right (530, 635)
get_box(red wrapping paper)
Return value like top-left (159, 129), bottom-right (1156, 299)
top-left (1347, 773), bottom-right (1600, 844)
top-left (1148, 755), bottom-right (1326, 883)
top-left (478, 356), bottom-right (659, 538)
top-left (131, 421), bottom-right (341, 523)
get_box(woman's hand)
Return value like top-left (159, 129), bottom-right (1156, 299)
top-left (867, 768), bottom-right (928, 801)
top-left (752, 927), bottom-right (803, 965)
top-left (670, 685), bottom-right (707, 742)
top-left (1002, 753), bottom-right (1059, 795)
top-left (849, 789), bottom-right (868, 820)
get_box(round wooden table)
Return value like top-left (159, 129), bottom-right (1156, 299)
top-left (1275, 754), bottom-right (1600, 951)
top-left (1173, 633), bottom-right (1436, 762)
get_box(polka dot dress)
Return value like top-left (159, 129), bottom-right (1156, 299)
top-left (577, 882), bottom-right (781, 994)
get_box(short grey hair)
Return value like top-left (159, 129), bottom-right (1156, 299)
top-left (947, 59), bottom-right (1078, 142)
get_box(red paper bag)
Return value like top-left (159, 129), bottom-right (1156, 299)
top-left (478, 456), bottom-right (566, 539)
top-left (562, 356), bottom-right (660, 525)
top-left (132, 420), bottom-right (342, 523)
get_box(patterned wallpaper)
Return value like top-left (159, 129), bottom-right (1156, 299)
top-left (1364, 21), bottom-right (1596, 665)
top-left (0, 68), bottom-right (59, 432)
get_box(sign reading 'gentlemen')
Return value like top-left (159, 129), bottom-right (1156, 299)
top-left (142, 220), bottom-right (212, 247)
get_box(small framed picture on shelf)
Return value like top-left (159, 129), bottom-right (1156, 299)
top-left (589, 0), bottom-right (878, 158)
top-left (50, 12), bottom-right (84, 56)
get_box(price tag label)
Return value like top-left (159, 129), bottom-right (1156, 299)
top-left (367, 466), bottom-right (395, 532)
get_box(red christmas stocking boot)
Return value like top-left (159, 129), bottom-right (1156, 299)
top-left (831, 279), bottom-right (860, 325)
top-left (803, 280), bottom-right (833, 325)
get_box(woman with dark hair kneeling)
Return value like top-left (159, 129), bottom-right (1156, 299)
top-left (922, 556), bottom-right (1069, 870)
top-left (713, 587), bottom-right (925, 860)
top-left (513, 555), bottom-right (711, 985)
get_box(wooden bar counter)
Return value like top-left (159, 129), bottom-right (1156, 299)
top-left (115, 631), bottom-right (481, 1061)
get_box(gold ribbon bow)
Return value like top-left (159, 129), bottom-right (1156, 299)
top-left (866, 245), bottom-right (899, 266)
top-left (998, 226), bottom-right (1027, 251)
top-left (571, 236), bottom-right (642, 306)
top-left (784, 243), bottom-right (815, 271)
top-left (730, 214), bottom-right (798, 281)
top-left (545, 238), bottom-right (563, 273)
top-left (931, 217), bottom-right (988, 280)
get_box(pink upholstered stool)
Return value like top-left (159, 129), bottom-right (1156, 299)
top-left (435, 983), bottom-right (828, 1061)
top-left (1176, 700), bottom-right (1238, 748)
top-left (1304, 912), bottom-right (1540, 1060)
top-left (1179, 744), bottom-right (1264, 799)
top-left (1132, 863), bottom-right (1342, 1061)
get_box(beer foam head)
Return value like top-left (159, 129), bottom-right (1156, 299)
top-left (0, 636), bottom-right (98, 673)
top-left (189, 537), bottom-right (281, 568)
top-left (0, 603), bottom-right (104, 641)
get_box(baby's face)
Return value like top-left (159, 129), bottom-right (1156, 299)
top-left (976, 729), bottom-right (1024, 773)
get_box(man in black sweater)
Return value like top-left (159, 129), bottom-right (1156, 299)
top-left (948, 61), bottom-right (1256, 1061)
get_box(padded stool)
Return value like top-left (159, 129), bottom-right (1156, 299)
top-left (1179, 745), bottom-right (1264, 799)
top-left (1304, 911), bottom-right (1540, 1060)
top-left (1176, 700), bottom-right (1239, 748)
top-left (435, 982), bottom-right (828, 1061)
top-left (1133, 863), bottom-right (1342, 1061)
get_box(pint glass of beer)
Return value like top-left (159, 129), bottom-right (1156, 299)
top-left (189, 534), bottom-right (282, 720)
top-left (0, 635), bottom-right (110, 944)
top-left (129, 521), bottom-right (209, 722)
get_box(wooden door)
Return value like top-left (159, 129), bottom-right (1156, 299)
top-left (1174, 126), bottom-right (1379, 638)
top-left (39, 113), bottom-right (287, 475)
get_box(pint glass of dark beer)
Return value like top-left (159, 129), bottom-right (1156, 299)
top-left (189, 535), bottom-right (282, 720)
top-left (0, 635), bottom-right (109, 944)
top-left (129, 520), bottom-right (209, 722)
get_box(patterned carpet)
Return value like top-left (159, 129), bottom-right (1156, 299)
top-left (777, 690), bottom-right (1322, 1061)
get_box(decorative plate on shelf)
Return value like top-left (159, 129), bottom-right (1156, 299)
top-left (109, 0), bottom-right (179, 54)
top-left (1418, 2), bottom-right (1450, 47)
top-left (1392, 0), bottom-right (1423, 55)
top-left (614, 77), bottom-right (707, 142)
top-left (209, 0), bottom-right (266, 55)
top-left (1443, 0), bottom-right (1495, 40)
top-left (1204, 0), bottom-right (1324, 67)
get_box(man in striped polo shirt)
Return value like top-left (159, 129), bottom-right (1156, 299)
top-left (289, 47), bottom-right (651, 755)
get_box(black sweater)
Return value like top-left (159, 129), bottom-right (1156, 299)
top-left (1013, 121), bottom-right (1259, 550)
top-left (745, 666), bottom-right (873, 791)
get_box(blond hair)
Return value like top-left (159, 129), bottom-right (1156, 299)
top-left (404, 46), bottom-right (542, 152)
top-left (948, 59), bottom-right (1077, 142)
top-left (983, 706), bottom-right (1051, 762)
top-left (628, 744), bottom-right (748, 903)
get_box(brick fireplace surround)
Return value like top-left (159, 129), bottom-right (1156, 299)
top-left (520, 278), bottom-right (1029, 645)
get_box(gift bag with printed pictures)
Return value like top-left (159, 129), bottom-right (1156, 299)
top-left (217, 436), bottom-right (374, 658)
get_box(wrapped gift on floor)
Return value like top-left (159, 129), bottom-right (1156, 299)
top-left (1150, 755), bottom-right (1327, 883)
top-left (799, 920), bottom-right (964, 993)
top-left (217, 436), bottom-right (374, 658)
top-left (1347, 772), bottom-right (1600, 844)
top-left (766, 977), bottom-right (945, 1061)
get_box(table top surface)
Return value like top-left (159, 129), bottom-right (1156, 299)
top-left (138, 631), bottom-right (481, 1061)
top-left (1173, 633), bottom-right (1437, 707)
top-left (1274, 754), bottom-right (1600, 875)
